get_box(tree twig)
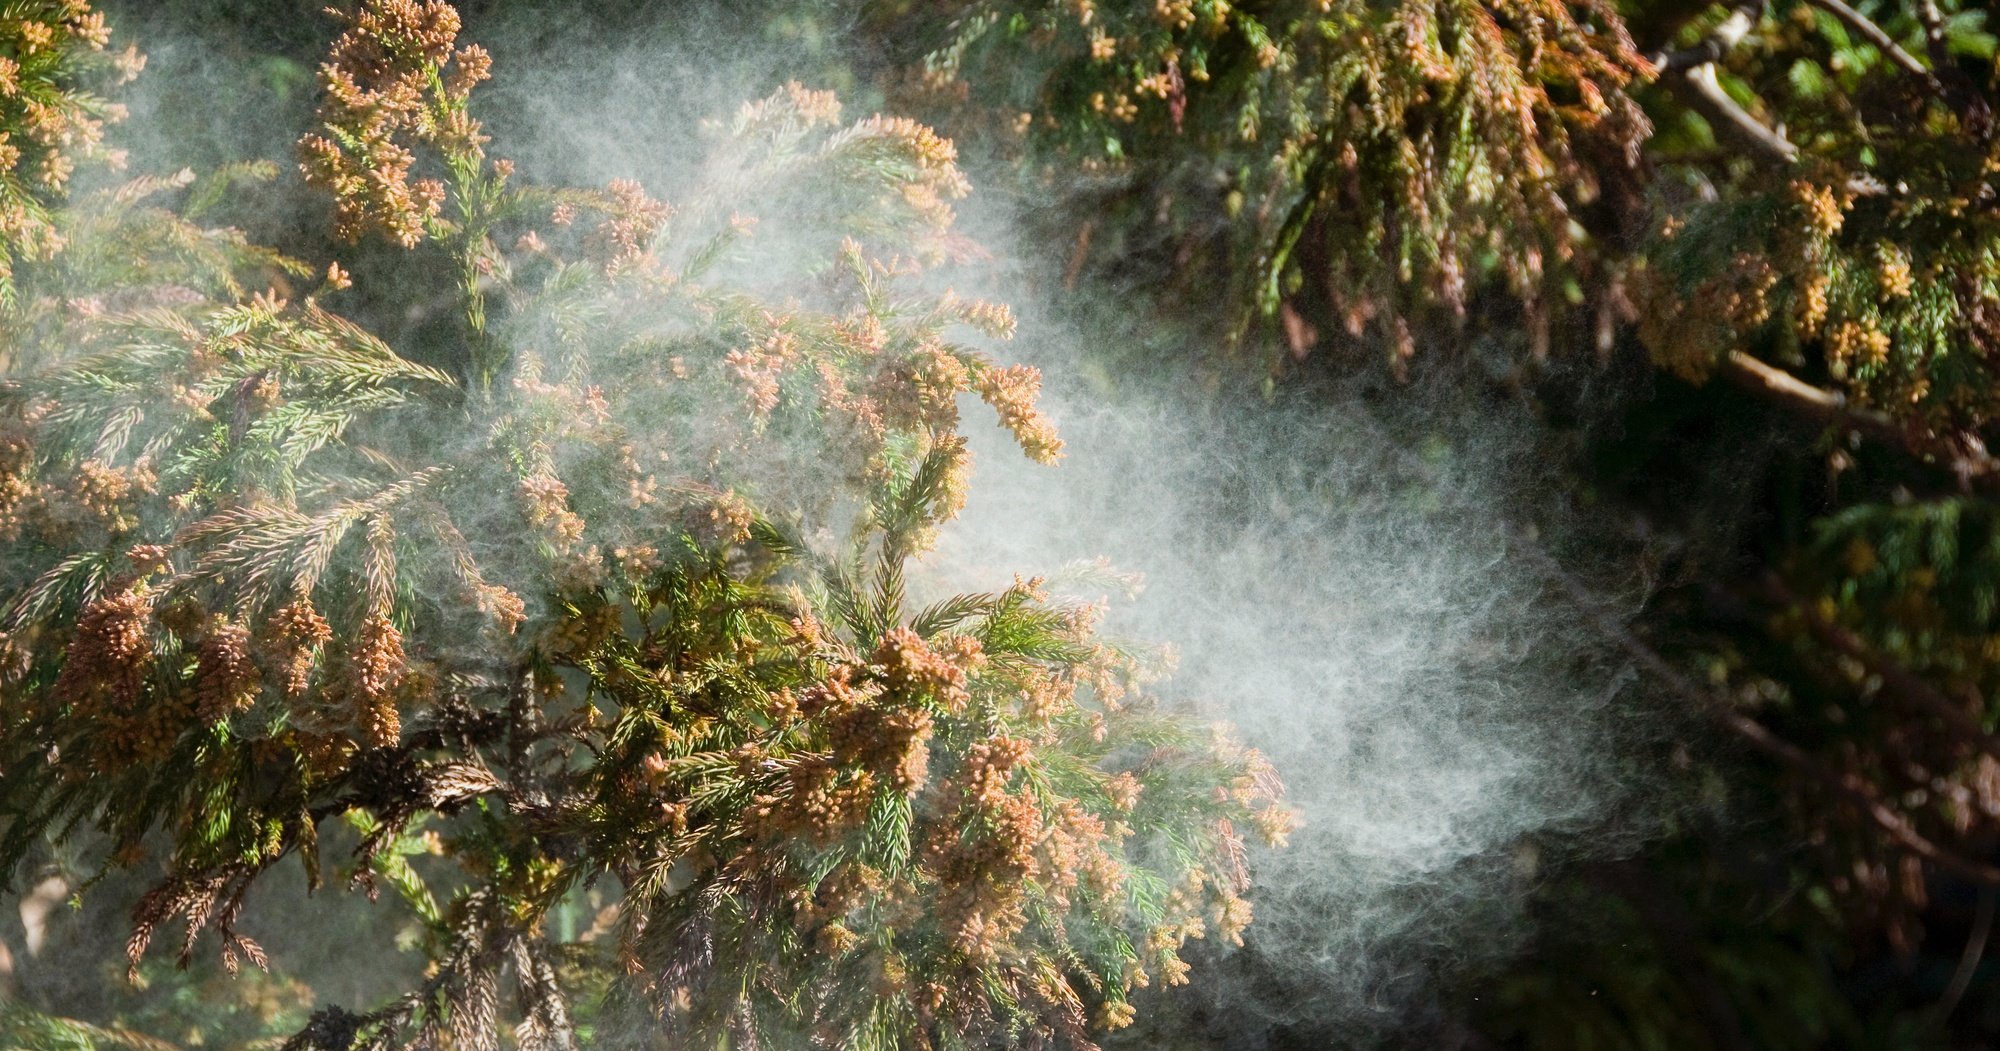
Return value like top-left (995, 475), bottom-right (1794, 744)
top-left (1670, 64), bottom-right (1800, 164)
top-left (1806, 0), bottom-right (1931, 79)
top-left (1646, 2), bottom-right (1797, 167)
top-left (1915, 0), bottom-right (1955, 71)
top-left (1643, 0), bottom-right (1801, 172)
top-left (1648, 2), bottom-right (1763, 72)
top-left (1941, 884), bottom-right (1994, 1020)
top-left (1718, 351), bottom-right (2000, 493)
top-left (1648, 1), bottom-right (1946, 174)
top-left (1717, 350), bottom-right (1885, 432)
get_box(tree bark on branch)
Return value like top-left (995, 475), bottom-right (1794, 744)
top-left (1718, 351), bottom-right (2000, 494)
top-left (1648, 4), bottom-right (1801, 166)
top-left (1805, 0), bottom-right (1931, 79)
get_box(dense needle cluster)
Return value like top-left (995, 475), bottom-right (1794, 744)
top-left (0, 3), bottom-right (1290, 1048)
top-left (904, 0), bottom-right (1652, 362)
top-left (0, 1), bottom-right (140, 300)
top-left (298, 0), bottom-right (490, 246)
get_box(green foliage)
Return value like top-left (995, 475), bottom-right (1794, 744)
top-left (0, 1), bottom-right (145, 309)
top-left (884, 0), bottom-right (1652, 363)
top-left (10, 0), bottom-right (2000, 1046)
top-left (0, 1004), bottom-right (181, 1051)
top-left (1633, 1), bottom-right (2000, 431)
top-left (0, 3), bottom-right (1288, 1048)
top-left (863, 0), bottom-right (2000, 1045)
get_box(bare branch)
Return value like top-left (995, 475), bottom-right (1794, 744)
top-left (1719, 350), bottom-right (2000, 492)
top-left (1671, 64), bottom-right (1800, 164)
top-left (1641, 1), bottom-right (1791, 168)
top-left (1720, 350), bottom-right (1893, 436)
top-left (1915, 0), bottom-right (1954, 70)
top-left (1942, 885), bottom-right (1995, 1019)
top-left (1807, 0), bottom-right (1931, 79)
top-left (1646, 1), bottom-right (1941, 171)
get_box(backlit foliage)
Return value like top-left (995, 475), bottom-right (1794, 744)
top-left (1633, 2), bottom-right (2000, 440)
top-left (894, 0), bottom-right (1652, 362)
top-left (0, 3), bottom-right (1288, 1048)
top-left (0, 0), bottom-right (143, 306)
top-left (881, 0), bottom-right (2000, 1043)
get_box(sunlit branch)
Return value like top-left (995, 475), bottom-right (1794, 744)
top-left (1672, 64), bottom-right (1799, 164)
top-left (1644, 5), bottom-right (1800, 166)
top-left (1647, 2), bottom-right (1761, 72)
top-left (1915, 0), bottom-right (1955, 70)
top-left (1720, 351), bottom-right (2000, 493)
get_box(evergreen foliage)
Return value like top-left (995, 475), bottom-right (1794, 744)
top-left (0, 4), bottom-right (1291, 1047)
top-left (892, 0), bottom-right (1653, 362)
top-left (11, 0), bottom-right (2000, 1045)
top-left (0, 1), bottom-right (144, 308)
top-left (860, 0), bottom-right (2000, 1043)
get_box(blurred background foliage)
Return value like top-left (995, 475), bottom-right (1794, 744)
top-left (7, 0), bottom-right (2000, 1046)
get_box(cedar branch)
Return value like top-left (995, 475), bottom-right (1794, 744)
top-left (1718, 351), bottom-right (2000, 493)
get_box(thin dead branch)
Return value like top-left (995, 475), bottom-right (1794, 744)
top-left (1806, 0), bottom-right (1931, 79)
top-left (1941, 885), bottom-right (1995, 1019)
